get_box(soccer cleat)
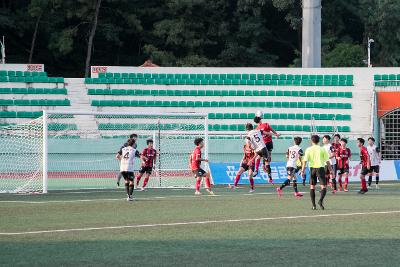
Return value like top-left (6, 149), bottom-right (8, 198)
top-left (195, 190), bottom-right (202, 195)
top-left (332, 189), bottom-right (337, 194)
top-left (269, 178), bottom-right (273, 184)
top-left (358, 189), bottom-right (367, 194)
top-left (375, 184), bottom-right (380, 190)
top-left (249, 189), bottom-right (254, 193)
top-left (318, 200), bottom-right (325, 210)
top-left (339, 186), bottom-right (343, 191)
top-left (276, 188), bottom-right (283, 197)
top-left (312, 206), bottom-right (317, 210)
top-left (140, 187), bottom-right (147, 192)
top-left (117, 181), bottom-right (120, 187)
top-left (367, 185), bottom-right (371, 189)
top-left (344, 188), bottom-right (348, 192)
top-left (228, 184), bottom-right (236, 189)
top-left (294, 192), bottom-right (303, 198)
top-left (253, 170), bottom-right (258, 177)
top-left (206, 189), bottom-right (215, 195)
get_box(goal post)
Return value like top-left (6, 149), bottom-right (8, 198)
top-left (0, 110), bottom-right (208, 193)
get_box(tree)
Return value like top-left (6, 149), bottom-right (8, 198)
top-left (323, 43), bottom-right (365, 67)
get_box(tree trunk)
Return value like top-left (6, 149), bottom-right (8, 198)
top-left (85, 0), bottom-right (102, 78)
top-left (29, 13), bottom-right (42, 64)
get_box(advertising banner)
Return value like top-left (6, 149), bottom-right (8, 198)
top-left (210, 160), bottom-right (399, 185)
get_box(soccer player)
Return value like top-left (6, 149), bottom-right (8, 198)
top-left (117, 133), bottom-right (138, 187)
top-left (367, 137), bottom-right (381, 189)
top-left (254, 111), bottom-right (280, 181)
top-left (336, 138), bottom-right (351, 192)
top-left (190, 138), bottom-right (214, 195)
top-left (136, 139), bottom-right (157, 191)
top-left (301, 135), bottom-right (333, 210)
top-left (230, 138), bottom-right (257, 192)
top-left (358, 138), bottom-right (371, 194)
top-left (116, 138), bottom-right (140, 201)
top-left (322, 135), bottom-right (338, 193)
top-left (276, 136), bottom-right (304, 198)
top-left (246, 123), bottom-right (270, 169)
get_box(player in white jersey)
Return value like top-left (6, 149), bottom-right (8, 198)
top-left (322, 135), bottom-right (338, 194)
top-left (367, 137), bottom-right (381, 189)
top-left (245, 123), bottom-right (269, 165)
top-left (276, 137), bottom-right (304, 198)
top-left (116, 138), bottom-right (141, 201)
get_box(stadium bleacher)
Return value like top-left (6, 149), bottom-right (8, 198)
top-left (374, 74), bottom-right (400, 86)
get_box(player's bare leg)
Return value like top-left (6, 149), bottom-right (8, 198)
top-left (264, 153), bottom-right (273, 183)
top-left (128, 180), bottom-right (135, 201)
top-left (248, 169), bottom-right (255, 193)
top-left (253, 155), bottom-right (261, 176)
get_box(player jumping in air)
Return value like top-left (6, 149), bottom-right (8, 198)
top-left (323, 135), bottom-right (338, 193)
top-left (358, 138), bottom-right (371, 194)
top-left (230, 138), bottom-right (257, 193)
top-left (136, 139), bottom-right (157, 191)
top-left (116, 138), bottom-right (140, 201)
top-left (367, 137), bottom-right (381, 189)
top-left (117, 133), bottom-right (138, 187)
top-left (190, 138), bottom-right (214, 195)
top-left (276, 136), bottom-right (304, 198)
top-left (254, 111), bottom-right (280, 181)
top-left (301, 135), bottom-right (333, 210)
top-left (336, 138), bottom-right (351, 192)
top-left (246, 123), bottom-right (270, 176)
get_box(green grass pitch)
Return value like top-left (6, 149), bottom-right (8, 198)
top-left (1, 183), bottom-right (400, 266)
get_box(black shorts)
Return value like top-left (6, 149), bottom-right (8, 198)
top-left (368, 165), bottom-right (380, 174)
top-left (193, 168), bottom-right (206, 177)
top-left (309, 167), bottom-right (327, 186)
top-left (324, 164), bottom-right (336, 177)
top-left (287, 167), bottom-right (300, 177)
top-left (139, 166), bottom-right (153, 174)
top-left (241, 162), bottom-right (255, 172)
top-left (265, 142), bottom-right (273, 152)
top-left (256, 147), bottom-right (270, 160)
top-left (361, 167), bottom-right (369, 176)
top-left (121, 171), bottom-right (134, 181)
top-left (338, 167), bottom-right (349, 175)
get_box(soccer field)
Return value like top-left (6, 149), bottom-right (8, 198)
top-left (1, 183), bottom-right (400, 267)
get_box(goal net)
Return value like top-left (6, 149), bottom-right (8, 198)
top-left (0, 111), bottom-right (208, 193)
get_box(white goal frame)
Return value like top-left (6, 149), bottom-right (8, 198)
top-left (41, 110), bottom-right (209, 193)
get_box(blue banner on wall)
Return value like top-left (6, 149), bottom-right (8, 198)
top-left (209, 162), bottom-right (310, 185)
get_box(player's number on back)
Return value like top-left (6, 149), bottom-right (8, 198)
top-left (253, 134), bottom-right (261, 143)
top-left (123, 152), bottom-right (130, 159)
top-left (290, 150), bottom-right (297, 159)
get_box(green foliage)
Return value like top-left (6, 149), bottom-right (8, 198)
top-left (0, 0), bottom-right (399, 75)
top-left (323, 43), bottom-right (365, 67)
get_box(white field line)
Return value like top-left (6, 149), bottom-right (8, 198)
top-left (0, 192), bottom-right (275, 204)
top-left (1, 210), bottom-right (399, 236)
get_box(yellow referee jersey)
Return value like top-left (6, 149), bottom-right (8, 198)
top-left (304, 144), bottom-right (329, 168)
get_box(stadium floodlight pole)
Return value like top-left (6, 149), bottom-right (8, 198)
top-left (0, 36), bottom-right (5, 64)
top-left (42, 110), bottom-right (48, 193)
top-left (368, 37), bottom-right (374, 68)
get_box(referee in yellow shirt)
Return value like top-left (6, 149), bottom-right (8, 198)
top-left (301, 135), bottom-right (333, 210)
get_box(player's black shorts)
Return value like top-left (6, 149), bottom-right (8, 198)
top-left (139, 166), bottom-right (153, 174)
top-left (309, 167), bottom-right (327, 186)
top-left (265, 142), bottom-right (273, 152)
top-left (361, 167), bottom-right (369, 176)
top-left (324, 164), bottom-right (336, 177)
top-left (121, 171), bottom-right (134, 181)
top-left (368, 165), bottom-right (380, 174)
top-left (241, 162), bottom-right (255, 172)
top-left (338, 167), bottom-right (349, 175)
top-left (287, 167), bottom-right (300, 177)
top-left (256, 147), bottom-right (269, 160)
top-left (193, 168), bottom-right (206, 177)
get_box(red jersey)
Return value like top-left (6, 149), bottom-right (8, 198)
top-left (243, 144), bottom-right (255, 165)
top-left (332, 143), bottom-right (341, 153)
top-left (256, 123), bottom-right (273, 144)
top-left (336, 147), bottom-right (351, 169)
top-left (142, 147), bottom-right (156, 167)
top-left (190, 146), bottom-right (202, 170)
top-left (360, 146), bottom-right (370, 167)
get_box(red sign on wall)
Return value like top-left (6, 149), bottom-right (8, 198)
top-left (27, 64), bottom-right (43, 72)
top-left (91, 66), bottom-right (107, 73)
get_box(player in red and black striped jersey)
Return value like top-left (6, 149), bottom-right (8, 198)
top-left (230, 139), bottom-right (257, 192)
top-left (189, 138), bottom-right (213, 195)
top-left (357, 138), bottom-right (371, 194)
top-left (254, 110), bottom-right (280, 182)
top-left (336, 138), bottom-right (351, 192)
top-left (136, 139), bottom-right (157, 191)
